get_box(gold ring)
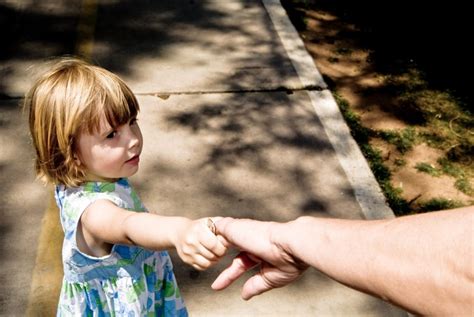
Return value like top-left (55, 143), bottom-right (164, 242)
top-left (207, 218), bottom-right (217, 235)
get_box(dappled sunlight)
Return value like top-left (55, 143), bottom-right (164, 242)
top-left (1, 1), bottom-right (402, 315)
top-left (135, 92), bottom-right (362, 223)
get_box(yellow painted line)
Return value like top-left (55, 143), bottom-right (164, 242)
top-left (76, 0), bottom-right (98, 60)
top-left (26, 187), bottom-right (63, 316)
top-left (26, 2), bottom-right (98, 314)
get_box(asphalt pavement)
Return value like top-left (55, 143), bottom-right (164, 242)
top-left (0, 0), bottom-right (403, 315)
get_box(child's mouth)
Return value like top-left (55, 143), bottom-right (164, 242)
top-left (126, 155), bottom-right (140, 165)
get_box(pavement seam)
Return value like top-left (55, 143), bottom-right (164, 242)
top-left (262, 0), bottom-right (395, 220)
top-left (135, 85), bottom-right (324, 99)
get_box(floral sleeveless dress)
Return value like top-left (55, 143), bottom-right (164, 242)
top-left (55, 178), bottom-right (188, 316)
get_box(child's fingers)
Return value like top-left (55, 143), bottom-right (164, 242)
top-left (197, 243), bottom-right (220, 261)
top-left (182, 239), bottom-right (219, 260)
top-left (206, 217), bottom-right (223, 235)
top-left (217, 232), bottom-right (231, 248)
top-left (200, 218), bottom-right (229, 257)
top-left (215, 235), bottom-right (229, 256)
top-left (201, 233), bottom-right (228, 258)
top-left (190, 254), bottom-right (217, 271)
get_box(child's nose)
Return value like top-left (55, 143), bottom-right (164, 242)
top-left (126, 126), bottom-right (140, 148)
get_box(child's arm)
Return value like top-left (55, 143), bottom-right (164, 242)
top-left (79, 199), bottom-right (227, 270)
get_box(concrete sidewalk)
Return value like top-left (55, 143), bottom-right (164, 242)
top-left (1, 0), bottom-right (403, 315)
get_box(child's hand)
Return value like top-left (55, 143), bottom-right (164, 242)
top-left (174, 217), bottom-right (228, 270)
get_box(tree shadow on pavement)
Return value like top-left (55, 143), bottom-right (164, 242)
top-left (0, 1), bottom-right (373, 315)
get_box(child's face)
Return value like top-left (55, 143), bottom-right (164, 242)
top-left (76, 114), bottom-right (143, 182)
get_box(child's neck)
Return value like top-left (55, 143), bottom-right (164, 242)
top-left (84, 173), bottom-right (121, 183)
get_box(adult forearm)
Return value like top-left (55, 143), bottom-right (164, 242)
top-left (283, 207), bottom-right (474, 315)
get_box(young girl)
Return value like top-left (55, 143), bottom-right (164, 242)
top-left (25, 58), bottom-right (227, 316)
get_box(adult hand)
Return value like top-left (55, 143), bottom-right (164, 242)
top-left (211, 218), bottom-right (308, 300)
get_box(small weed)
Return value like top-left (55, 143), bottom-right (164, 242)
top-left (447, 143), bottom-right (474, 166)
top-left (455, 178), bottom-right (473, 196)
top-left (336, 47), bottom-right (352, 55)
top-left (384, 70), bottom-right (426, 92)
top-left (379, 127), bottom-right (416, 153)
top-left (434, 158), bottom-right (472, 196)
top-left (334, 93), bottom-right (410, 215)
top-left (380, 181), bottom-right (410, 214)
top-left (437, 157), bottom-right (464, 178)
top-left (418, 131), bottom-right (445, 148)
top-left (418, 198), bottom-right (464, 212)
top-left (415, 162), bottom-right (441, 177)
top-left (334, 93), bottom-right (373, 144)
top-left (394, 158), bottom-right (406, 167)
top-left (361, 144), bottom-right (391, 182)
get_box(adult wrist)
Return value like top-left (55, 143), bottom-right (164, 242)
top-left (271, 219), bottom-right (299, 255)
top-left (283, 216), bottom-right (322, 268)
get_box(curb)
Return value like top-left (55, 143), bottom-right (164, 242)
top-left (262, 0), bottom-right (395, 220)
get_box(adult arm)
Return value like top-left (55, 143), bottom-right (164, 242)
top-left (212, 206), bottom-right (474, 315)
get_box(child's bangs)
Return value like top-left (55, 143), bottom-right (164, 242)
top-left (103, 91), bottom-right (139, 129)
top-left (82, 80), bottom-right (139, 135)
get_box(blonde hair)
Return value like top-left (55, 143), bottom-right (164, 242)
top-left (25, 58), bottom-right (140, 187)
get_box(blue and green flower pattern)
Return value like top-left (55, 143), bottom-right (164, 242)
top-left (55, 179), bottom-right (187, 316)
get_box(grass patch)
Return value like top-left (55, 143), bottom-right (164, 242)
top-left (282, 0), bottom-right (473, 215)
top-left (437, 157), bottom-right (473, 196)
top-left (415, 158), bottom-right (473, 196)
top-left (437, 157), bottom-right (464, 178)
top-left (336, 47), bottom-right (353, 56)
top-left (379, 127), bottom-right (416, 153)
top-left (334, 92), bottom-right (472, 214)
top-left (415, 162), bottom-right (442, 177)
top-left (418, 198), bottom-right (464, 212)
top-left (334, 93), bottom-right (373, 144)
top-left (394, 158), bottom-right (406, 167)
top-left (334, 93), bottom-right (410, 215)
top-left (455, 178), bottom-right (473, 196)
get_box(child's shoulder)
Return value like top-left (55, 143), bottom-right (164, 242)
top-left (56, 178), bottom-right (144, 212)
top-left (55, 179), bottom-right (128, 208)
top-left (57, 178), bottom-right (130, 195)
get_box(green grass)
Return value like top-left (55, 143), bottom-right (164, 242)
top-left (394, 158), bottom-right (406, 167)
top-left (418, 198), bottom-right (464, 212)
top-left (379, 127), bottom-right (416, 154)
top-left (437, 157), bottom-right (464, 177)
top-left (334, 93), bottom-right (410, 215)
top-left (335, 92), bottom-right (472, 215)
top-left (415, 162), bottom-right (442, 177)
top-left (415, 160), bottom-right (472, 195)
top-left (283, 0), bottom-right (473, 215)
top-left (336, 47), bottom-right (353, 56)
top-left (455, 178), bottom-right (473, 196)
top-left (436, 157), bottom-right (472, 195)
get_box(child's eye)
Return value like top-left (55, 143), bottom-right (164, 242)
top-left (106, 131), bottom-right (117, 139)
